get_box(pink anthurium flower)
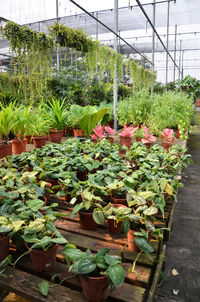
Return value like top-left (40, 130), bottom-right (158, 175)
top-left (104, 126), bottom-right (116, 136)
top-left (161, 128), bottom-right (175, 143)
top-left (120, 125), bottom-right (138, 138)
top-left (141, 127), bottom-right (156, 144)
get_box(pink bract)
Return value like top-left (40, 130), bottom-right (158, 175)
top-left (161, 128), bottom-right (175, 143)
top-left (104, 126), bottom-right (116, 136)
top-left (142, 127), bottom-right (156, 143)
top-left (120, 125), bottom-right (138, 138)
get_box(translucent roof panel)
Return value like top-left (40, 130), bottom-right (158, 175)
top-left (1, 0), bottom-right (200, 82)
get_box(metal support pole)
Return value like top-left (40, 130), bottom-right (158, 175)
top-left (181, 50), bottom-right (184, 79)
top-left (56, 0), bottom-right (60, 71)
top-left (96, 12), bottom-right (99, 40)
top-left (113, 0), bottom-right (118, 131)
top-left (151, 0), bottom-right (156, 94)
top-left (165, 0), bottom-right (170, 84)
top-left (178, 40), bottom-right (182, 80)
top-left (173, 25), bottom-right (177, 81)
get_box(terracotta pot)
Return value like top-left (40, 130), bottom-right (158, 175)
top-left (120, 136), bottom-right (132, 149)
top-left (0, 236), bottom-right (9, 262)
top-left (111, 196), bottom-right (128, 206)
top-left (12, 139), bottom-right (27, 154)
top-left (48, 130), bottom-right (63, 144)
top-left (195, 98), bottom-right (200, 107)
top-left (32, 136), bottom-right (47, 148)
top-left (26, 135), bottom-right (32, 144)
top-left (79, 211), bottom-right (98, 230)
top-left (80, 275), bottom-right (109, 302)
top-left (107, 204), bottom-right (127, 234)
top-left (65, 127), bottom-right (74, 136)
top-left (73, 129), bottom-right (83, 137)
top-left (176, 130), bottom-right (181, 139)
top-left (127, 229), bottom-right (140, 252)
top-left (161, 142), bottom-right (173, 152)
top-left (27, 243), bottom-right (58, 272)
top-left (0, 143), bottom-right (12, 159)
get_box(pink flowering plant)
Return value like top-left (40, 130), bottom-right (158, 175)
top-left (120, 125), bottom-right (138, 138)
top-left (91, 124), bottom-right (115, 141)
top-left (161, 128), bottom-right (175, 144)
top-left (141, 127), bottom-right (156, 144)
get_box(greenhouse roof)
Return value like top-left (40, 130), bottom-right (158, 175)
top-left (0, 0), bottom-right (200, 82)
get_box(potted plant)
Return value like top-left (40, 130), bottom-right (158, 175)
top-left (137, 127), bottom-right (156, 149)
top-left (12, 106), bottom-right (33, 154)
top-left (68, 105), bottom-right (83, 137)
top-left (30, 115), bottom-right (50, 148)
top-left (70, 183), bottom-right (105, 230)
top-left (0, 216), bottom-right (16, 262)
top-left (63, 245), bottom-right (125, 302)
top-left (90, 124), bottom-right (115, 144)
top-left (22, 216), bottom-right (67, 272)
top-left (47, 98), bottom-right (69, 143)
top-left (93, 203), bottom-right (132, 234)
top-left (119, 125), bottom-right (137, 149)
top-left (161, 128), bottom-right (175, 151)
top-left (105, 182), bottom-right (128, 206)
top-left (0, 102), bottom-right (15, 158)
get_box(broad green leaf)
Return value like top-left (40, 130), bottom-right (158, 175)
top-left (51, 238), bottom-right (67, 245)
top-left (39, 280), bottom-right (49, 297)
top-left (108, 265), bottom-right (125, 287)
top-left (63, 247), bottom-right (86, 261)
top-left (0, 255), bottom-right (12, 268)
top-left (77, 255), bottom-right (96, 274)
top-left (93, 210), bottom-right (105, 225)
top-left (105, 254), bottom-right (121, 266)
top-left (96, 256), bottom-right (108, 270)
top-left (96, 248), bottom-right (110, 258)
top-left (27, 199), bottom-right (44, 212)
top-left (165, 184), bottom-right (173, 195)
top-left (121, 220), bottom-right (130, 234)
top-left (135, 237), bottom-right (154, 254)
top-left (143, 206), bottom-right (158, 216)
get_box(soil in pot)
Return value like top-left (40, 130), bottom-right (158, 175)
top-left (45, 178), bottom-right (60, 194)
top-left (12, 139), bottom-right (27, 154)
top-left (0, 143), bottom-right (12, 159)
top-left (48, 130), bottom-right (63, 144)
top-left (120, 137), bottom-right (132, 149)
top-left (27, 243), bottom-right (58, 272)
top-left (79, 210), bottom-right (98, 230)
top-left (127, 229), bottom-right (140, 252)
top-left (77, 170), bottom-right (88, 181)
top-left (107, 204), bottom-right (127, 234)
top-left (0, 236), bottom-right (9, 262)
top-left (32, 136), bottom-right (47, 148)
top-left (80, 274), bottom-right (109, 302)
top-left (73, 129), bottom-right (83, 137)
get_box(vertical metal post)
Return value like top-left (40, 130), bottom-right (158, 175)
top-left (178, 40), bottom-right (182, 80)
top-left (151, 0), bottom-right (156, 94)
top-left (56, 0), bottom-right (60, 71)
top-left (165, 0), bottom-right (170, 84)
top-left (173, 25), bottom-right (177, 81)
top-left (96, 12), bottom-right (99, 40)
top-left (181, 50), bottom-right (184, 79)
top-left (113, 0), bottom-right (118, 131)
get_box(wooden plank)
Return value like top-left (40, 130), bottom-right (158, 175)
top-left (147, 245), bottom-right (166, 302)
top-left (54, 219), bottom-right (159, 251)
top-left (58, 229), bottom-right (156, 266)
top-left (15, 258), bottom-right (145, 302)
top-left (164, 201), bottom-right (176, 241)
top-left (0, 266), bottom-right (85, 302)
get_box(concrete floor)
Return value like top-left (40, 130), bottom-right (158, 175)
top-left (155, 124), bottom-right (200, 301)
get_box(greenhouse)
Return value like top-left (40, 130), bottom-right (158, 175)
top-left (0, 1), bottom-right (199, 302)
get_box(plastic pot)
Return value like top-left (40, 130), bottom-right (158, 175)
top-left (111, 196), bottom-right (128, 206)
top-left (32, 136), bottom-right (47, 148)
top-left (120, 136), bottom-right (132, 149)
top-left (0, 236), bottom-right (9, 262)
top-left (73, 129), bottom-right (83, 137)
top-left (26, 135), bottom-right (32, 144)
top-left (48, 130), bottom-right (63, 144)
top-left (27, 243), bottom-right (58, 272)
top-left (12, 138), bottom-right (27, 154)
top-left (0, 143), bottom-right (12, 159)
top-left (79, 211), bottom-right (98, 230)
top-left (161, 142), bottom-right (173, 152)
top-left (107, 204), bottom-right (127, 234)
top-left (127, 229), bottom-right (140, 252)
top-left (80, 274), bottom-right (109, 302)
